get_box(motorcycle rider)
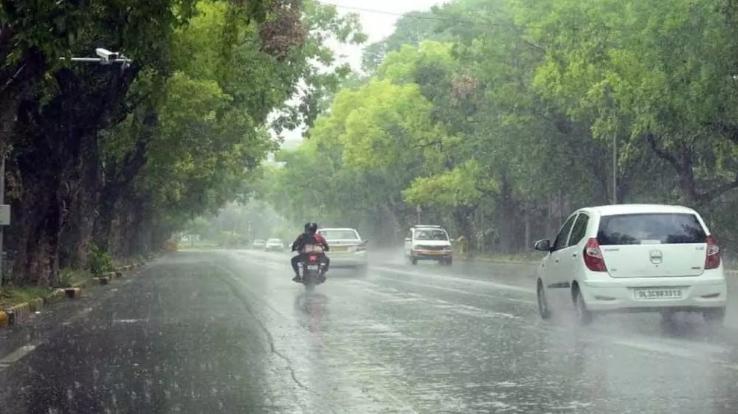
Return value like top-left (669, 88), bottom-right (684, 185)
top-left (291, 222), bottom-right (330, 282)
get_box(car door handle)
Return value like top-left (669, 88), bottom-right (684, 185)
top-left (554, 259), bottom-right (559, 263)
top-left (572, 253), bottom-right (577, 258)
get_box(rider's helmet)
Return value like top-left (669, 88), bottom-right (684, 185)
top-left (306, 222), bottom-right (318, 235)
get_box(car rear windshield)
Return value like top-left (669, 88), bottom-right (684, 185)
top-left (415, 229), bottom-right (449, 241)
top-left (597, 213), bottom-right (706, 245)
top-left (320, 230), bottom-right (359, 240)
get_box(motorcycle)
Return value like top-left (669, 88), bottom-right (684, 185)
top-left (298, 244), bottom-right (328, 291)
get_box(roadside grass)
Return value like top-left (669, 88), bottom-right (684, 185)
top-left (0, 286), bottom-right (54, 308)
top-left (58, 268), bottom-right (94, 288)
top-left (466, 252), bottom-right (543, 263)
top-left (177, 240), bottom-right (220, 250)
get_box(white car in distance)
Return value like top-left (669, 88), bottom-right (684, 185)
top-left (404, 225), bottom-right (453, 265)
top-left (265, 238), bottom-right (285, 251)
top-left (534, 204), bottom-right (727, 325)
top-left (318, 228), bottom-right (368, 269)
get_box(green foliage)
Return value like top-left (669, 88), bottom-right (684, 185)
top-left (404, 161), bottom-right (489, 208)
top-left (261, 0), bottom-right (738, 254)
top-left (88, 244), bottom-right (115, 276)
top-left (58, 268), bottom-right (93, 288)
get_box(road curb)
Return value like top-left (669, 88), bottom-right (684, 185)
top-left (7, 303), bottom-right (31, 325)
top-left (460, 256), bottom-right (540, 266)
top-left (64, 288), bottom-right (82, 299)
top-left (44, 289), bottom-right (67, 304)
top-left (93, 276), bottom-right (111, 285)
top-left (28, 297), bottom-right (44, 312)
top-left (0, 261), bottom-right (148, 329)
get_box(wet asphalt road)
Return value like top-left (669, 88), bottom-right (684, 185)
top-left (2, 250), bottom-right (738, 413)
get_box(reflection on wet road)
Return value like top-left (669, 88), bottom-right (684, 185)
top-left (1, 250), bottom-right (738, 413)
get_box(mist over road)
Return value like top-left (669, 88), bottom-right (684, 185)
top-left (1, 249), bottom-right (737, 413)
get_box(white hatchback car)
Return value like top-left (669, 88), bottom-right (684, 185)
top-left (318, 228), bottom-right (368, 269)
top-left (534, 204), bottom-right (727, 325)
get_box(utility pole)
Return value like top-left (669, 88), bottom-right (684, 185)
top-left (0, 156), bottom-right (4, 282)
top-left (416, 205), bottom-right (422, 225)
top-left (612, 133), bottom-right (617, 204)
top-left (0, 156), bottom-right (10, 284)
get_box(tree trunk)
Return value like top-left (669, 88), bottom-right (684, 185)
top-left (452, 205), bottom-right (476, 255)
top-left (7, 145), bottom-right (65, 286)
top-left (59, 130), bottom-right (101, 269)
top-left (495, 173), bottom-right (518, 253)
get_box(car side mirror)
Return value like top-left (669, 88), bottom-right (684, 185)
top-left (534, 239), bottom-right (552, 252)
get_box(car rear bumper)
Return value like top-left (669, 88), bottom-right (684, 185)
top-left (410, 250), bottom-right (452, 260)
top-left (580, 273), bottom-right (727, 311)
top-left (329, 251), bottom-right (367, 267)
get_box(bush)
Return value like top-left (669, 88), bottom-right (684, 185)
top-left (88, 244), bottom-right (114, 276)
top-left (58, 268), bottom-right (92, 288)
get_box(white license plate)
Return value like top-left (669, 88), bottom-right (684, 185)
top-left (633, 288), bottom-right (682, 300)
top-left (307, 265), bottom-right (319, 271)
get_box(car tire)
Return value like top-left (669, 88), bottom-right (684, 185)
top-left (537, 280), bottom-right (551, 320)
top-left (573, 285), bottom-right (592, 325)
top-left (703, 307), bottom-right (725, 325)
top-left (411, 257), bottom-right (418, 265)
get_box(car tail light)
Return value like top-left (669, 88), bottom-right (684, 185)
top-left (357, 242), bottom-right (367, 251)
top-left (705, 235), bottom-right (721, 269)
top-left (583, 238), bottom-right (607, 272)
top-left (308, 255), bottom-right (318, 263)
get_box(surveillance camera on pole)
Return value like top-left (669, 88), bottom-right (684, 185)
top-left (95, 48), bottom-right (119, 64)
top-left (60, 48), bottom-right (133, 69)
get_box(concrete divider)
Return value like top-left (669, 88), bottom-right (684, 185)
top-left (7, 303), bottom-right (31, 325)
top-left (28, 297), bottom-right (44, 312)
top-left (44, 289), bottom-right (67, 304)
top-left (64, 288), bottom-right (81, 298)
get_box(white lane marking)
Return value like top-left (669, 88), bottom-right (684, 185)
top-left (370, 265), bottom-right (535, 294)
top-left (113, 319), bottom-right (145, 324)
top-left (213, 262), bottom-right (420, 413)
top-left (228, 251), bottom-right (738, 371)
top-left (357, 276), bottom-right (536, 305)
top-left (0, 343), bottom-right (39, 369)
top-left (235, 249), bottom-right (536, 294)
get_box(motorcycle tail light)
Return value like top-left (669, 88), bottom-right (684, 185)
top-left (308, 255), bottom-right (318, 262)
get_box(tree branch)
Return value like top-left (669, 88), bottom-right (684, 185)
top-left (709, 121), bottom-right (738, 145)
top-left (697, 174), bottom-right (738, 203)
top-left (645, 132), bottom-right (681, 172)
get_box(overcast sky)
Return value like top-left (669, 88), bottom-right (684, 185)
top-left (279, 0), bottom-right (448, 148)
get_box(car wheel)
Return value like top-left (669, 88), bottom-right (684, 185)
top-left (703, 307), bottom-right (725, 325)
top-left (573, 285), bottom-right (592, 325)
top-left (537, 280), bottom-right (551, 320)
top-left (411, 257), bottom-right (418, 265)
